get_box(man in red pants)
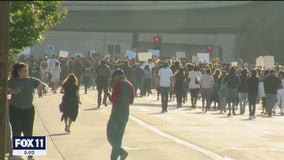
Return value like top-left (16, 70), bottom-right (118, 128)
top-left (107, 69), bottom-right (135, 160)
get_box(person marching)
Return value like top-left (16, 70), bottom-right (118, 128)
top-left (82, 61), bottom-right (93, 94)
top-left (8, 62), bottom-right (47, 160)
top-left (174, 67), bottom-right (186, 108)
top-left (247, 70), bottom-right (259, 119)
top-left (223, 67), bottom-right (240, 116)
top-left (107, 69), bottom-right (135, 160)
top-left (60, 73), bottom-right (81, 133)
top-left (96, 60), bottom-right (111, 108)
top-left (200, 68), bottom-right (215, 112)
top-left (158, 61), bottom-right (174, 113)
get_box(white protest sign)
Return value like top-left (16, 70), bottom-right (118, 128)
top-left (231, 62), bottom-right (238, 66)
top-left (263, 56), bottom-right (274, 69)
top-left (138, 52), bottom-right (152, 62)
top-left (46, 45), bottom-right (55, 55)
top-left (125, 50), bottom-right (137, 59)
top-left (59, 50), bottom-right (69, 58)
top-left (176, 51), bottom-right (186, 58)
top-left (19, 47), bottom-right (31, 56)
top-left (148, 50), bottom-right (160, 57)
top-left (192, 56), bottom-right (199, 63)
top-left (197, 53), bottom-right (210, 63)
top-left (256, 56), bottom-right (264, 67)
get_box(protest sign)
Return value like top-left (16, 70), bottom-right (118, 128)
top-left (138, 52), bottom-right (152, 62)
top-left (59, 50), bottom-right (69, 58)
top-left (148, 50), bottom-right (160, 57)
top-left (231, 62), bottom-right (238, 66)
top-left (125, 50), bottom-right (137, 59)
top-left (19, 47), bottom-right (31, 56)
top-left (176, 51), bottom-right (186, 58)
top-left (197, 53), bottom-right (210, 63)
top-left (263, 56), bottom-right (274, 69)
top-left (192, 56), bottom-right (199, 63)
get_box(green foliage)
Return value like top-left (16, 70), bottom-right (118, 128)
top-left (10, 1), bottom-right (67, 60)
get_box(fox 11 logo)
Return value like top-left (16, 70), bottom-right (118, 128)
top-left (13, 136), bottom-right (46, 156)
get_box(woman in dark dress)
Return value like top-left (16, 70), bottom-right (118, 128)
top-left (174, 67), bottom-right (186, 108)
top-left (60, 73), bottom-right (81, 133)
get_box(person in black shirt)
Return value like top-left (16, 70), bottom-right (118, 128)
top-left (120, 60), bottom-right (134, 84)
top-left (263, 70), bottom-right (281, 117)
top-left (96, 60), bottom-right (111, 108)
top-left (223, 67), bottom-right (240, 116)
top-left (247, 70), bottom-right (259, 119)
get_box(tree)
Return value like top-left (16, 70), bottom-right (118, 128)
top-left (9, 1), bottom-right (67, 60)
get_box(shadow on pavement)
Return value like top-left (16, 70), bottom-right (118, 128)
top-left (132, 103), bottom-right (161, 107)
top-left (147, 112), bottom-right (164, 115)
top-left (81, 107), bottom-right (100, 111)
top-left (191, 111), bottom-right (206, 114)
top-left (241, 118), bottom-right (254, 121)
top-left (6, 155), bottom-right (25, 160)
top-left (48, 132), bottom-right (69, 137)
top-left (178, 108), bottom-right (195, 111)
top-left (218, 115), bottom-right (231, 118)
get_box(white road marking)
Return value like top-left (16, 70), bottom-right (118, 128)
top-left (262, 130), bottom-right (273, 135)
top-left (221, 146), bottom-right (284, 152)
top-left (130, 115), bottom-right (233, 160)
top-left (123, 146), bottom-right (148, 150)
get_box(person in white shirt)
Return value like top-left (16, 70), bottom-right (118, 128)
top-left (200, 68), bottom-right (215, 112)
top-left (273, 87), bottom-right (284, 115)
top-left (158, 61), bottom-right (174, 113)
top-left (50, 61), bottom-right (61, 94)
top-left (188, 65), bottom-right (202, 108)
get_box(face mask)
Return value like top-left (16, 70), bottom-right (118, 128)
top-left (19, 73), bottom-right (28, 79)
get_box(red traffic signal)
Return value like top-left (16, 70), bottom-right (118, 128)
top-left (154, 36), bottom-right (161, 43)
top-left (207, 45), bottom-right (212, 51)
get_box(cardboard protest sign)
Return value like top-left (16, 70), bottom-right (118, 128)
top-left (138, 52), bottom-right (152, 62)
top-left (59, 50), bottom-right (69, 58)
top-left (263, 56), bottom-right (274, 69)
top-left (192, 56), bottom-right (199, 63)
top-left (197, 53), bottom-right (210, 63)
top-left (231, 62), bottom-right (238, 66)
top-left (256, 56), bottom-right (263, 67)
top-left (176, 51), bottom-right (186, 58)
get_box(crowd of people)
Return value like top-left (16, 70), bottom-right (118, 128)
top-left (7, 53), bottom-right (284, 160)
top-left (11, 54), bottom-right (284, 120)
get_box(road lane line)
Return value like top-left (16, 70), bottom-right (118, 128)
top-left (130, 115), bottom-right (233, 160)
top-left (35, 106), bottom-right (66, 160)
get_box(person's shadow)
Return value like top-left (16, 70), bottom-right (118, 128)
top-left (47, 132), bottom-right (69, 137)
top-left (7, 156), bottom-right (25, 160)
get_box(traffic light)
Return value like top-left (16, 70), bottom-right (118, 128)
top-left (153, 36), bottom-right (162, 50)
top-left (207, 45), bottom-right (212, 52)
top-left (207, 45), bottom-right (213, 54)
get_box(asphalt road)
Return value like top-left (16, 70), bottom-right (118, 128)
top-left (6, 88), bottom-right (284, 160)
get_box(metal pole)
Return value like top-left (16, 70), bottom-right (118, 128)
top-left (0, 1), bottom-right (11, 159)
top-left (103, 32), bottom-right (106, 55)
top-left (113, 43), bottom-right (115, 58)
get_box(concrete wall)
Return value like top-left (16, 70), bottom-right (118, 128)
top-left (31, 31), bottom-right (237, 61)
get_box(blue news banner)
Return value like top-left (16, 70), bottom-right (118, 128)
top-left (13, 136), bottom-right (46, 156)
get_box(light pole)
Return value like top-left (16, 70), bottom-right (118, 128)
top-left (0, 1), bottom-right (11, 159)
